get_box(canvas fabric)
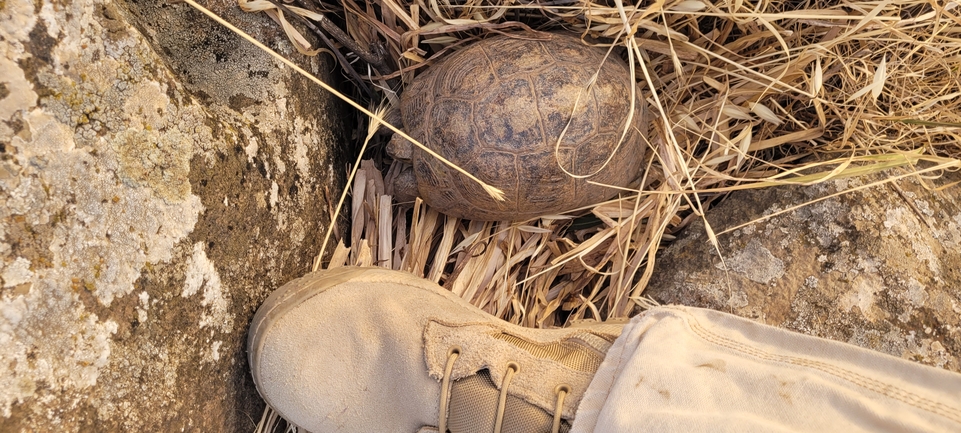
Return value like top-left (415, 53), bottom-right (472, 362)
top-left (571, 306), bottom-right (961, 433)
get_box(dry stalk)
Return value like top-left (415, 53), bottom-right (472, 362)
top-left (238, 2), bottom-right (961, 427)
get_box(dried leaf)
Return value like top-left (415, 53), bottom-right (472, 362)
top-left (722, 105), bottom-right (754, 121)
top-left (871, 55), bottom-right (887, 100)
top-left (670, 1), bottom-right (707, 12)
top-left (750, 102), bottom-right (783, 125)
top-left (813, 57), bottom-right (823, 95)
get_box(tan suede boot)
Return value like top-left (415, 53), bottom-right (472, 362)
top-left (248, 267), bottom-right (624, 432)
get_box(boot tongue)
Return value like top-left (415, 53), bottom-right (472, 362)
top-left (489, 331), bottom-right (613, 372)
top-left (447, 370), bottom-right (570, 433)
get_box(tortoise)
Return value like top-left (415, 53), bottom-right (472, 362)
top-left (388, 32), bottom-right (649, 221)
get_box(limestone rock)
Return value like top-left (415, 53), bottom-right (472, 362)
top-left (0, 0), bottom-right (347, 430)
top-left (645, 169), bottom-right (961, 372)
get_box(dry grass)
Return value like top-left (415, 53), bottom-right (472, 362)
top-left (220, 0), bottom-right (961, 340)
top-left (232, 0), bottom-right (961, 323)
top-left (287, 0), bottom-right (961, 326)
top-left (219, 0), bottom-right (961, 431)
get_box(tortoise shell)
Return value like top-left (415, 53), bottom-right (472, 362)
top-left (398, 33), bottom-right (648, 221)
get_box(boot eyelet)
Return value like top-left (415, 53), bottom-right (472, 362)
top-left (447, 346), bottom-right (462, 356)
top-left (506, 361), bottom-right (520, 373)
top-left (555, 384), bottom-right (572, 395)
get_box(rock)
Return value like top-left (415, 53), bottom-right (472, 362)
top-left (645, 169), bottom-right (961, 372)
top-left (0, 0), bottom-right (347, 430)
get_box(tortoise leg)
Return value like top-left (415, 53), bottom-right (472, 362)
top-left (387, 133), bottom-right (414, 161)
top-left (386, 160), bottom-right (418, 205)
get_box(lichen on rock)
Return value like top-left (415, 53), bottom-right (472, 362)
top-left (1, 0), bottom-right (346, 429)
top-left (646, 169), bottom-right (961, 372)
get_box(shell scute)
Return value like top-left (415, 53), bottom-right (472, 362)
top-left (436, 52), bottom-right (497, 98)
top-left (533, 64), bottom-right (599, 146)
top-left (428, 98), bottom-right (478, 158)
top-left (476, 78), bottom-right (544, 152)
top-left (489, 38), bottom-right (553, 78)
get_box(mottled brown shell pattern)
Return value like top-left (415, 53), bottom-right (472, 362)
top-left (401, 33), bottom-right (648, 221)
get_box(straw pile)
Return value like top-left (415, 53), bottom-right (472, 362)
top-left (225, 0), bottom-right (961, 430)
top-left (242, 0), bottom-right (960, 325)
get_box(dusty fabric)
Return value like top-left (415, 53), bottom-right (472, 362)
top-left (572, 306), bottom-right (961, 432)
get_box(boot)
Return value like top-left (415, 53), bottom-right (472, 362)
top-left (248, 267), bottom-right (624, 432)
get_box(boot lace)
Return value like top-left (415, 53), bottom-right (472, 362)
top-left (438, 346), bottom-right (570, 433)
